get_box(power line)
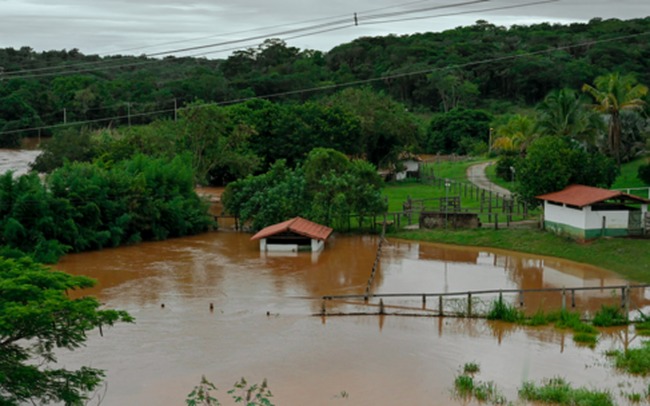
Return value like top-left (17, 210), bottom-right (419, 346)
top-left (0, 0), bottom-right (534, 82)
top-left (361, 0), bottom-right (559, 25)
top-left (3, 29), bottom-right (648, 137)
top-left (1, 0), bottom-right (481, 78)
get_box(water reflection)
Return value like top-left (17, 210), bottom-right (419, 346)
top-left (54, 233), bottom-right (648, 405)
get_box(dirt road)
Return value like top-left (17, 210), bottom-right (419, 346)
top-left (466, 161), bottom-right (512, 196)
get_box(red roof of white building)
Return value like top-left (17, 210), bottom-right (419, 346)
top-left (537, 185), bottom-right (650, 207)
top-left (250, 217), bottom-right (333, 241)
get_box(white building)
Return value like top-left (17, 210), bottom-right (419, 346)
top-left (537, 185), bottom-right (650, 239)
top-left (395, 156), bottom-right (422, 181)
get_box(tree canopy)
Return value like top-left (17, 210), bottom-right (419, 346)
top-left (0, 256), bottom-right (132, 405)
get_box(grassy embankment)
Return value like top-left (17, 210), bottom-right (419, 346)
top-left (384, 156), bottom-right (650, 283)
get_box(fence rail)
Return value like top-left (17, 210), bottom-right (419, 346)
top-left (319, 284), bottom-right (650, 319)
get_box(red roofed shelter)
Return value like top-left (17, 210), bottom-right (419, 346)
top-left (250, 217), bottom-right (333, 252)
top-left (537, 185), bottom-right (649, 239)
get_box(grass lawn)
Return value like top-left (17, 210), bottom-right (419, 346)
top-left (392, 228), bottom-right (650, 283)
top-left (383, 156), bottom-right (530, 219)
top-left (612, 156), bottom-right (650, 194)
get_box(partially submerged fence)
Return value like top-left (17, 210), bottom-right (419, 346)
top-left (319, 284), bottom-right (650, 321)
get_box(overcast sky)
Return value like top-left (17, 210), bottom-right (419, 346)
top-left (1, 0), bottom-right (649, 58)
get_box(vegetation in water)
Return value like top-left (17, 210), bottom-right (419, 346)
top-left (608, 341), bottom-right (650, 376)
top-left (486, 294), bottom-right (523, 323)
top-left (452, 363), bottom-right (505, 405)
top-left (186, 376), bottom-right (274, 406)
top-left (592, 305), bottom-right (628, 327)
top-left (518, 377), bottom-right (613, 405)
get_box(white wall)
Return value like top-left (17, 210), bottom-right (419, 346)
top-left (266, 244), bottom-right (299, 252)
top-left (404, 160), bottom-right (420, 172)
top-left (585, 206), bottom-right (629, 229)
top-left (260, 238), bottom-right (323, 252)
top-left (311, 239), bottom-right (324, 252)
top-left (544, 202), bottom-right (585, 229)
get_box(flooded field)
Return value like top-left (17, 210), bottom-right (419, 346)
top-left (54, 232), bottom-right (650, 405)
top-left (1, 148), bottom-right (645, 404)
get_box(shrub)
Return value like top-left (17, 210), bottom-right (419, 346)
top-left (611, 341), bottom-right (650, 375)
top-left (519, 377), bottom-right (613, 405)
top-left (487, 295), bottom-right (523, 322)
top-left (638, 162), bottom-right (650, 185)
top-left (592, 305), bottom-right (628, 327)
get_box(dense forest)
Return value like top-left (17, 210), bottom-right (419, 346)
top-left (1, 16), bottom-right (649, 144)
top-left (0, 16), bottom-right (649, 260)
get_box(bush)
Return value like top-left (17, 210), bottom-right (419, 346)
top-left (592, 305), bottom-right (628, 327)
top-left (487, 295), bottom-right (523, 322)
top-left (495, 154), bottom-right (519, 181)
top-left (638, 162), bottom-right (650, 185)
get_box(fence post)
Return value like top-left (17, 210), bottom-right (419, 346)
top-left (561, 288), bottom-right (566, 311)
top-left (439, 295), bottom-right (444, 317)
top-left (519, 290), bottom-right (524, 307)
top-left (488, 196), bottom-right (492, 222)
top-left (321, 299), bottom-right (326, 316)
top-left (571, 289), bottom-right (576, 308)
top-left (494, 214), bottom-right (498, 230)
top-left (467, 292), bottom-right (472, 318)
top-left (621, 286), bottom-right (626, 308)
top-left (624, 285), bottom-right (630, 321)
top-left (422, 294), bottom-right (426, 307)
top-left (379, 299), bottom-right (385, 315)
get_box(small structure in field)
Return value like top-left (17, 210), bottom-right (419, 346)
top-left (250, 217), bottom-right (333, 252)
top-left (537, 184), bottom-right (650, 239)
top-left (395, 154), bottom-right (422, 181)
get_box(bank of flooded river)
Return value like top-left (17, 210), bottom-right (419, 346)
top-left (54, 232), bottom-right (650, 405)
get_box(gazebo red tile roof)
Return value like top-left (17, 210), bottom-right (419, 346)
top-left (250, 217), bottom-right (333, 241)
top-left (537, 185), bottom-right (650, 208)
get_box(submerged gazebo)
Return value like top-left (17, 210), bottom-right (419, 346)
top-left (250, 217), bottom-right (333, 252)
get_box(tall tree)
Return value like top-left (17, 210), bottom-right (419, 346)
top-left (582, 73), bottom-right (648, 165)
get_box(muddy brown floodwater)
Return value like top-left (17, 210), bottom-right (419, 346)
top-left (54, 231), bottom-right (650, 405)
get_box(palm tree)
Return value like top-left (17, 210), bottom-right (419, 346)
top-left (582, 73), bottom-right (648, 165)
top-left (536, 88), bottom-right (604, 149)
top-left (492, 114), bottom-right (538, 155)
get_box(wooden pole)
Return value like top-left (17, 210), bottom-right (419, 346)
top-left (571, 289), bottom-right (576, 308)
top-left (624, 285), bottom-right (630, 321)
top-left (467, 292), bottom-right (472, 318)
top-left (439, 295), bottom-right (444, 317)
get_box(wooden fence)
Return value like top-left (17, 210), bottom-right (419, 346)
top-left (319, 284), bottom-right (650, 320)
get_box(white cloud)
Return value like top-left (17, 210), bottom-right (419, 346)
top-left (0, 0), bottom-right (648, 56)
